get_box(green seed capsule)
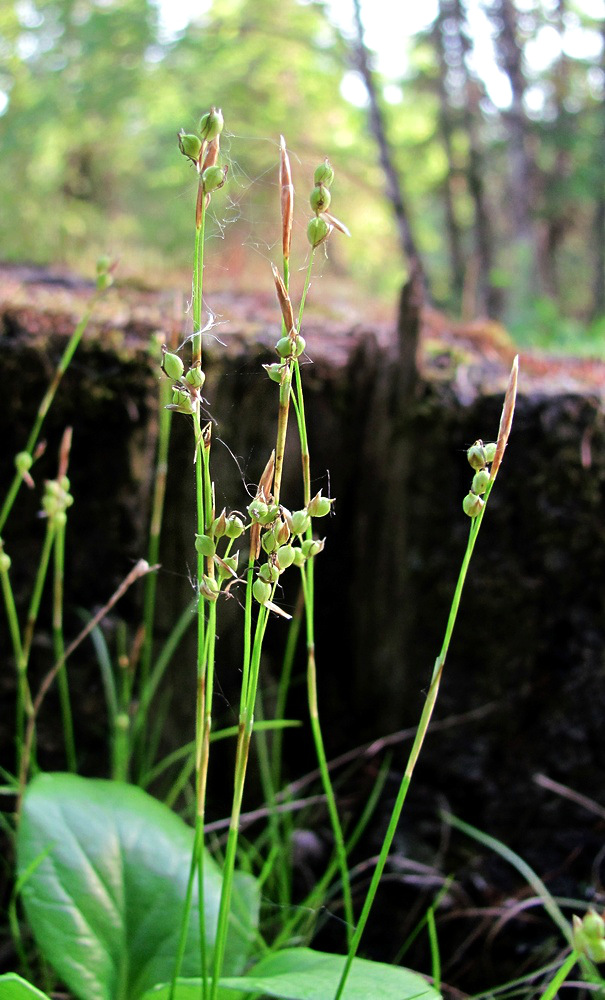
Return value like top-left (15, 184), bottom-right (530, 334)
top-left (167, 388), bottom-right (195, 414)
top-left (314, 159), bottom-right (335, 188)
top-left (202, 165), bottom-right (226, 194)
top-left (274, 518), bottom-right (290, 545)
top-left (198, 108), bottom-right (224, 141)
top-left (162, 349), bottom-right (184, 381)
top-left (484, 442), bottom-right (497, 464)
top-left (185, 366), bottom-right (206, 388)
top-left (248, 500), bottom-right (267, 522)
top-left (292, 547), bottom-right (306, 568)
top-left (276, 337), bottom-right (294, 359)
top-left (276, 544), bottom-right (295, 570)
top-left (258, 503), bottom-right (280, 526)
top-left (259, 562), bottom-right (279, 584)
top-left (0, 551), bottom-right (11, 572)
top-left (290, 510), bottom-right (311, 536)
top-left (261, 530), bottom-right (278, 554)
top-left (224, 514), bottom-right (245, 539)
top-left (53, 510), bottom-right (67, 529)
top-left (467, 441), bottom-right (487, 470)
top-left (178, 131), bottom-right (202, 162)
top-left (253, 577), bottom-right (271, 605)
top-left (264, 363), bottom-right (284, 383)
top-left (471, 469), bottom-right (490, 495)
top-left (310, 185), bottom-right (331, 214)
top-left (96, 255), bottom-right (111, 275)
top-left (462, 492), bottom-right (484, 518)
top-left (211, 510), bottom-right (228, 538)
top-left (307, 491), bottom-right (333, 517)
top-left (301, 537), bottom-right (325, 558)
top-left (216, 553), bottom-right (239, 581)
top-left (195, 533), bottom-right (216, 557)
top-left (307, 216), bottom-right (330, 248)
top-left (200, 575), bottom-right (220, 601)
top-left (584, 910), bottom-right (605, 941)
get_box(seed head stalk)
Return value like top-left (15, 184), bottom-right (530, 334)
top-left (171, 111), bottom-right (228, 998)
top-left (334, 357), bottom-right (519, 1000)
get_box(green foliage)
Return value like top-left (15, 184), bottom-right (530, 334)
top-left (145, 949), bottom-right (440, 1000)
top-left (16, 774), bottom-right (260, 1000)
top-left (0, 974), bottom-right (52, 1000)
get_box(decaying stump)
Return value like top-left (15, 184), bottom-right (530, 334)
top-left (1, 263), bottom-right (604, 871)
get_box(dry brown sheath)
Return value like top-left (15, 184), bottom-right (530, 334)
top-left (323, 211), bottom-right (351, 238)
top-left (57, 427), bottom-right (73, 481)
top-left (491, 355), bottom-right (519, 480)
top-left (203, 136), bottom-right (220, 171)
top-left (271, 264), bottom-right (295, 336)
top-left (280, 136), bottom-right (294, 261)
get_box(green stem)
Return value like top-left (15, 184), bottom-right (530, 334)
top-left (0, 294), bottom-right (100, 534)
top-left (333, 509), bottom-right (491, 999)
top-left (271, 587), bottom-right (303, 789)
top-left (22, 525), bottom-right (55, 665)
top-left (301, 560), bottom-right (353, 945)
top-left (210, 604), bottom-right (271, 1000)
top-left (53, 521), bottom-right (76, 772)
top-left (540, 951), bottom-right (579, 999)
top-left (138, 375), bottom-right (173, 732)
top-left (0, 545), bottom-right (29, 772)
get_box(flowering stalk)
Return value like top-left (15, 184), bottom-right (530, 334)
top-left (334, 356), bottom-right (519, 1000)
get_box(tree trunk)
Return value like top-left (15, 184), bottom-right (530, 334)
top-left (350, 0), bottom-right (430, 300)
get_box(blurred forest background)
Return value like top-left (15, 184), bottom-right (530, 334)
top-left (1, 0), bottom-right (604, 353)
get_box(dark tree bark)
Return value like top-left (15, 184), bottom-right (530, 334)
top-left (592, 18), bottom-right (605, 317)
top-left (490, 0), bottom-right (535, 242)
top-left (537, 0), bottom-right (573, 298)
top-left (431, 11), bottom-right (466, 302)
top-left (351, 0), bottom-right (430, 300)
top-left (441, 0), bottom-right (500, 317)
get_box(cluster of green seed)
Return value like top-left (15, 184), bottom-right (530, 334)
top-left (177, 107), bottom-right (227, 193)
top-left (161, 347), bottom-right (206, 416)
top-left (41, 475), bottom-right (74, 529)
top-left (189, 490), bottom-right (333, 608)
top-left (307, 159), bottom-right (335, 249)
top-left (250, 491), bottom-right (332, 606)
top-left (573, 909), bottom-right (605, 963)
top-left (462, 439), bottom-right (497, 517)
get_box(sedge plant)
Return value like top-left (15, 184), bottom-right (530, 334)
top-left (4, 106), bottom-right (600, 1000)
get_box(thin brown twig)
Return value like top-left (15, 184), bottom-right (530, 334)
top-left (278, 701), bottom-right (498, 803)
top-left (534, 773), bottom-right (605, 823)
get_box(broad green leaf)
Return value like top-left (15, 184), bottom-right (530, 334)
top-left (219, 948), bottom-right (441, 999)
top-left (17, 773), bottom-right (259, 1000)
top-left (0, 973), bottom-right (52, 999)
top-left (142, 980), bottom-right (245, 1000)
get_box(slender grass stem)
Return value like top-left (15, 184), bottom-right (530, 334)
top-left (540, 951), bottom-right (578, 999)
top-left (333, 431), bottom-right (518, 1000)
top-left (52, 522), bottom-right (76, 771)
top-left (138, 374), bottom-right (173, 750)
top-left (0, 545), bottom-right (29, 772)
top-left (300, 560), bottom-right (353, 946)
top-left (210, 603), bottom-right (271, 1000)
top-left (271, 588), bottom-right (303, 789)
top-left (0, 294), bottom-right (101, 535)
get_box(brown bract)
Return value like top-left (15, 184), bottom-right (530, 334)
top-left (491, 354), bottom-right (519, 480)
top-left (279, 136), bottom-right (294, 262)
